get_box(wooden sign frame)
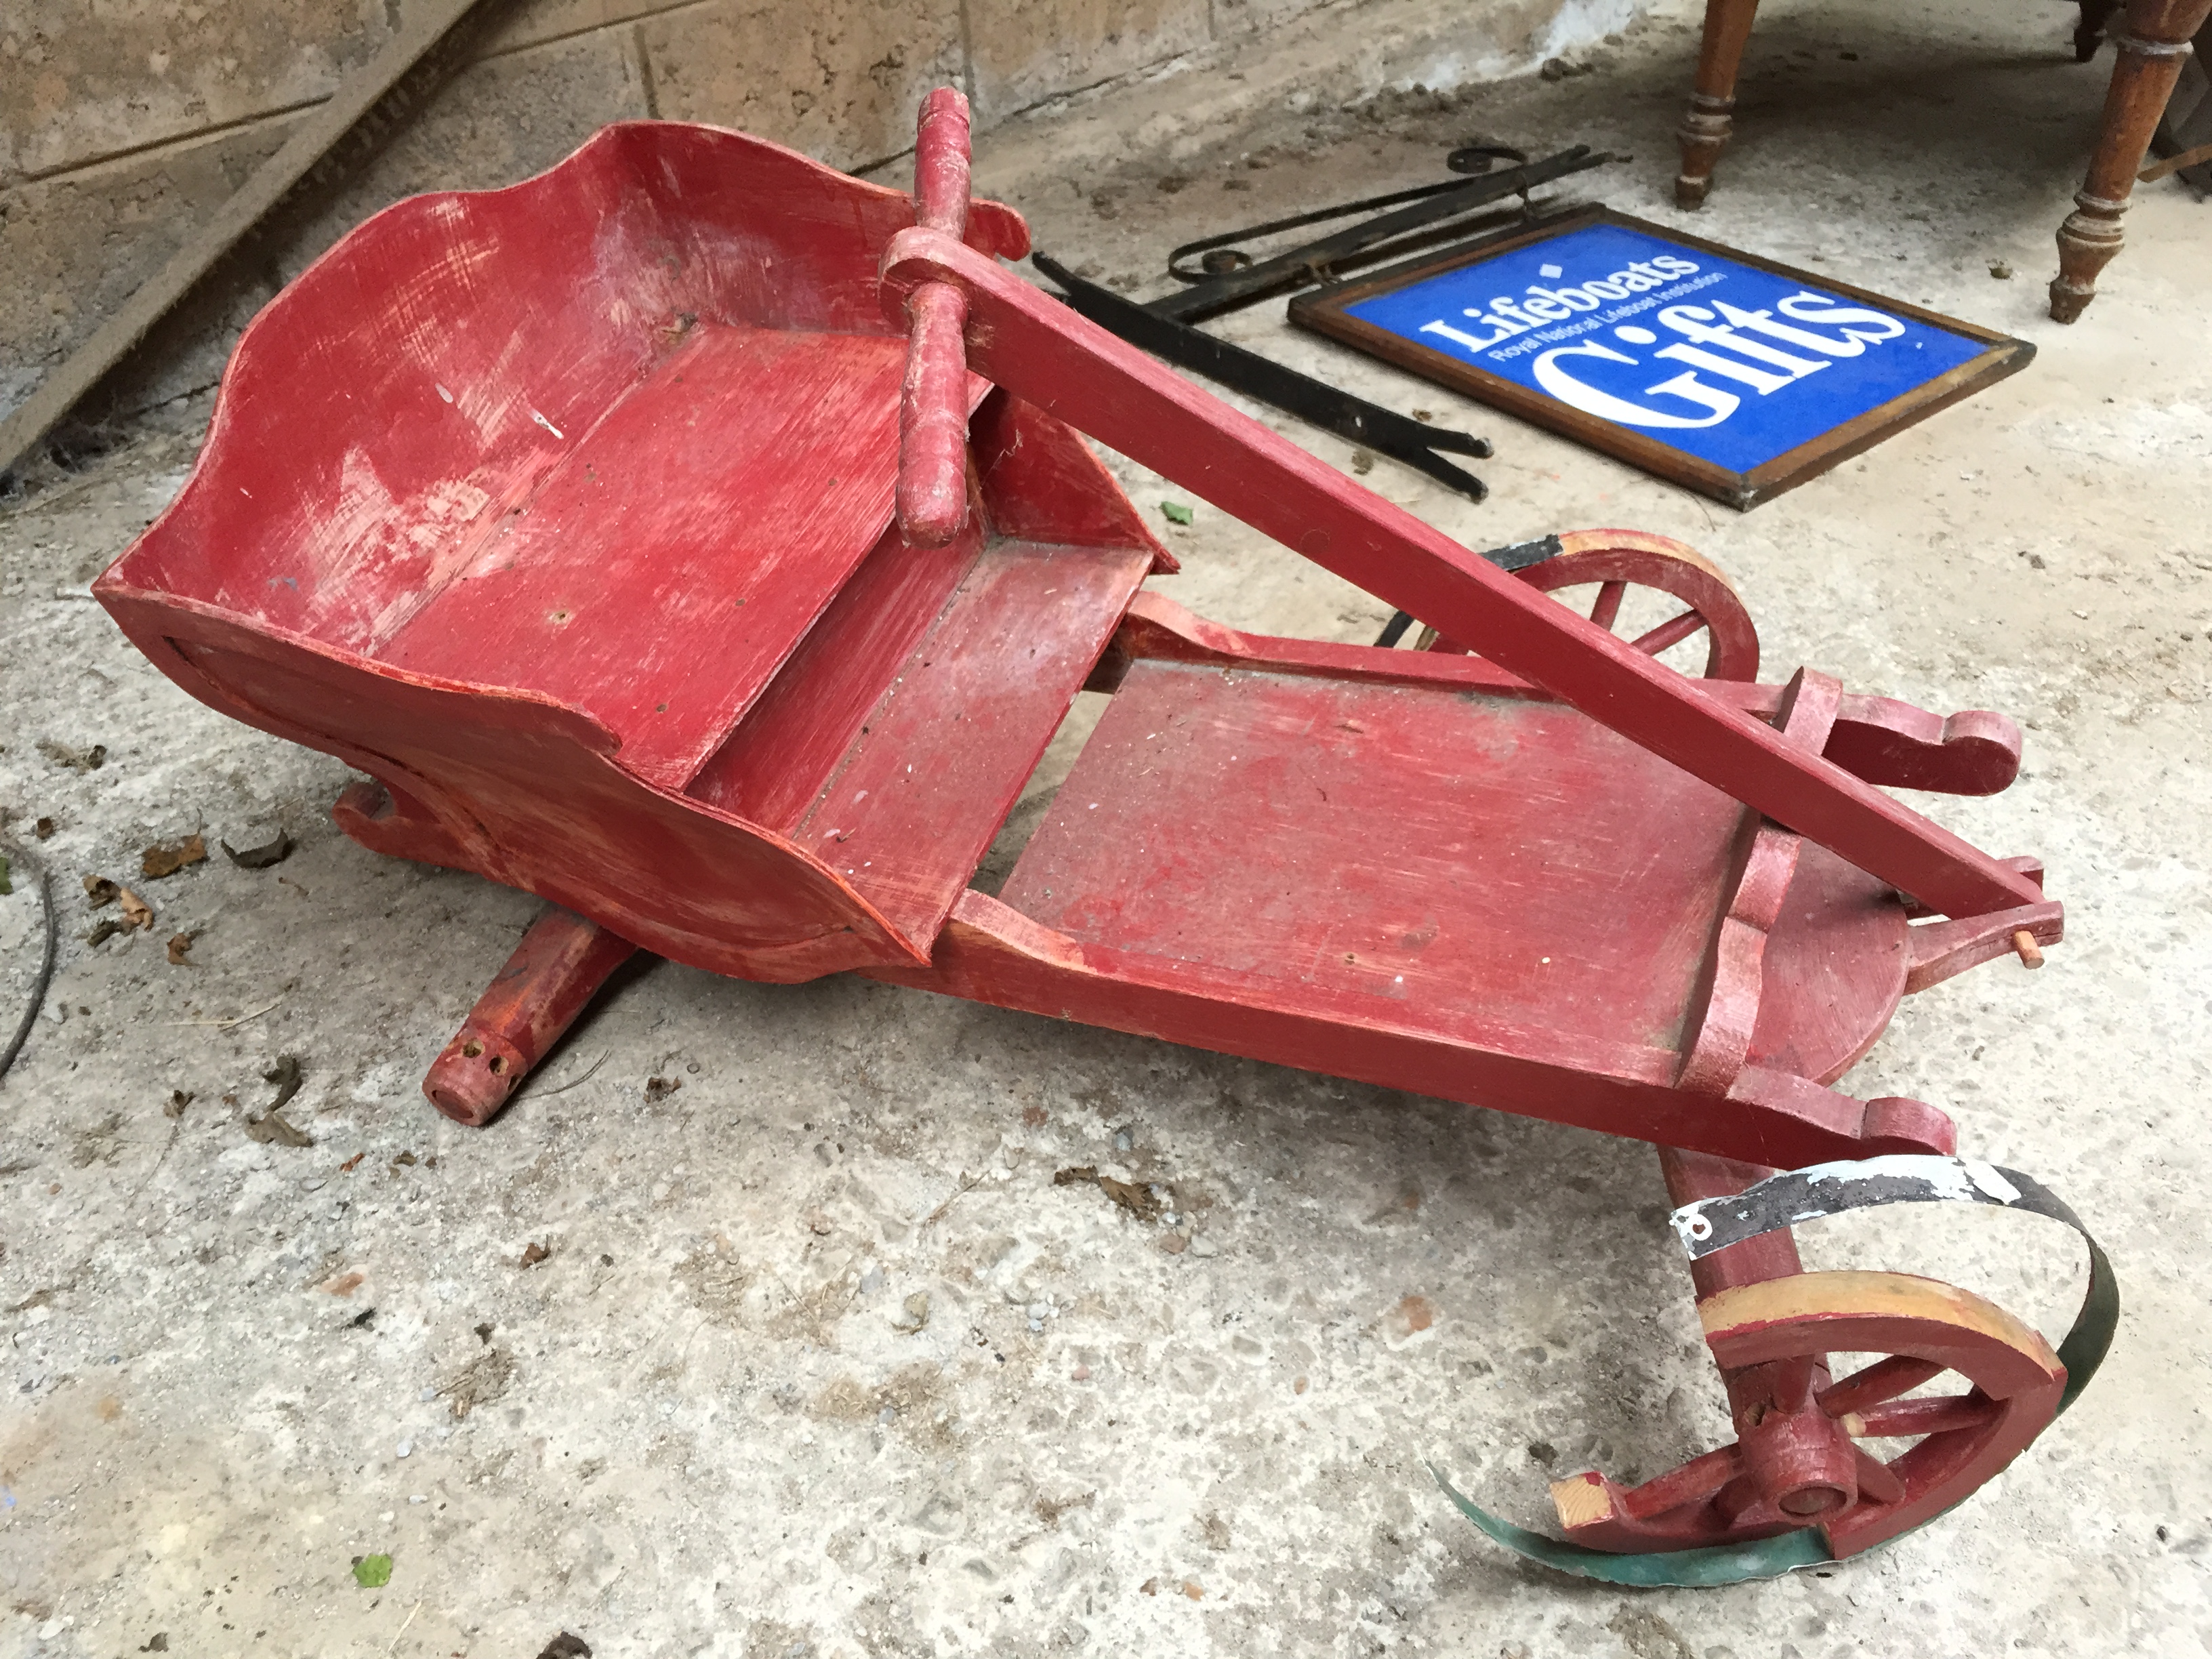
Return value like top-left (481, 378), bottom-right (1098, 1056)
top-left (1290, 206), bottom-right (2033, 509)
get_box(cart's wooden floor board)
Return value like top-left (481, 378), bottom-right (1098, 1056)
top-left (1000, 658), bottom-right (1751, 1052)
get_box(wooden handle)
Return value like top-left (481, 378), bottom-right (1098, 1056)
top-left (2011, 928), bottom-right (2044, 969)
top-left (897, 87), bottom-right (974, 548)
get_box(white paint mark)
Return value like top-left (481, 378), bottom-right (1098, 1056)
top-left (1800, 1153), bottom-right (1983, 1202)
top-left (531, 409), bottom-right (565, 438)
top-left (435, 383), bottom-right (454, 404)
top-left (1965, 1161), bottom-right (2022, 1203)
top-left (1539, 262), bottom-right (1564, 279)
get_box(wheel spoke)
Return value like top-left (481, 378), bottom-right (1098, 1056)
top-left (1852, 1393), bottom-right (1999, 1438)
top-left (1818, 1354), bottom-right (1946, 1417)
top-left (1589, 579), bottom-right (1628, 632)
top-left (1852, 1446), bottom-right (1906, 1506)
top-left (1629, 609), bottom-right (1707, 656)
top-left (1618, 1443), bottom-right (1744, 1521)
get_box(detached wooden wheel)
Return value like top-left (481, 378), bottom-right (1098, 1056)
top-left (1549, 1270), bottom-right (2066, 1559)
top-left (1421, 529), bottom-right (1761, 680)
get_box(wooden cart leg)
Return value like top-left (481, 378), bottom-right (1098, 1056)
top-left (2051, 0), bottom-right (2212, 322)
top-left (1658, 1148), bottom-right (1862, 1519)
top-left (423, 906), bottom-right (638, 1127)
top-left (1675, 0), bottom-right (1765, 209)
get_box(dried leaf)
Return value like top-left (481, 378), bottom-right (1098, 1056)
top-left (536, 1635), bottom-right (592, 1659)
top-left (37, 739), bottom-right (106, 771)
top-left (117, 887), bottom-right (152, 929)
top-left (439, 1347), bottom-right (516, 1418)
top-left (262, 1054), bottom-right (304, 1112)
top-left (1098, 1174), bottom-right (1164, 1221)
top-left (1053, 1164), bottom-right (1165, 1222)
top-left (894, 1290), bottom-right (931, 1333)
top-left (165, 1089), bottom-right (193, 1118)
top-left (84, 919), bottom-right (123, 947)
top-left (351, 1553), bottom-right (392, 1588)
top-left (1159, 500), bottom-right (1194, 525)
top-left (644, 1074), bottom-right (682, 1102)
top-left (33, 817), bottom-right (54, 840)
top-left (321, 1271), bottom-right (365, 1297)
top-left (140, 834), bottom-right (206, 878)
top-left (220, 830), bottom-right (293, 869)
top-left (165, 931), bottom-right (198, 965)
top-left (340, 1151), bottom-right (365, 1172)
top-left (245, 1109), bottom-right (313, 1148)
top-left (83, 875), bottom-right (119, 909)
top-left (518, 1242), bottom-right (550, 1269)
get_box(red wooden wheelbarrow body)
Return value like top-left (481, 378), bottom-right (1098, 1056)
top-left (94, 98), bottom-right (2074, 1574)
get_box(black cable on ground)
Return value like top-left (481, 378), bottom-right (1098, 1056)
top-left (0, 842), bottom-right (58, 1084)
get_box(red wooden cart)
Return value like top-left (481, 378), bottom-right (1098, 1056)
top-left (95, 91), bottom-right (2107, 1585)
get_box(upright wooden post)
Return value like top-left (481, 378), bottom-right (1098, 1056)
top-left (896, 89), bottom-right (975, 547)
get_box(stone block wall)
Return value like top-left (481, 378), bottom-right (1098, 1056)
top-left (1, 0), bottom-right (1624, 428)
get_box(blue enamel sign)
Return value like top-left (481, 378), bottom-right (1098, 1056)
top-left (1334, 220), bottom-right (1997, 480)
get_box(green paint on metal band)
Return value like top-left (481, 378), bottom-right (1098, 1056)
top-left (1435, 1155), bottom-right (2118, 1587)
top-left (1431, 1465), bottom-right (1835, 1586)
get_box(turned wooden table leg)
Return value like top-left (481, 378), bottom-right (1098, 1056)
top-left (2051, 0), bottom-right (2212, 321)
top-left (1677, 0), bottom-right (1765, 207)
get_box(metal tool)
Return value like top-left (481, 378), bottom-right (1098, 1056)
top-left (1147, 145), bottom-right (1609, 324)
top-left (1164, 142), bottom-right (1530, 287)
top-left (1031, 146), bottom-right (1611, 503)
top-left (1031, 252), bottom-right (1492, 502)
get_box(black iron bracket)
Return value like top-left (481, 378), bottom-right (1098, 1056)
top-left (1373, 534), bottom-right (1561, 644)
top-left (1031, 251), bottom-right (1492, 503)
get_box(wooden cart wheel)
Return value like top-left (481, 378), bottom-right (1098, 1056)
top-left (1420, 529), bottom-right (1761, 680)
top-left (1549, 1270), bottom-right (2066, 1559)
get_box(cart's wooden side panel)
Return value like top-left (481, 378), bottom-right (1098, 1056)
top-left (871, 892), bottom-right (1954, 1168)
top-left (970, 392), bottom-right (1178, 570)
top-left (785, 539), bottom-right (1153, 945)
top-left (97, 586), bottom-right (919, 983)
top-left (689, 512), bottom-right (991, 828)
top-left (1101, 593), bottom-right (2025, 796)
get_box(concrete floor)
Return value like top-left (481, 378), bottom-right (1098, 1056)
top-left (3, 0), bottom-right (2209, 1652)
